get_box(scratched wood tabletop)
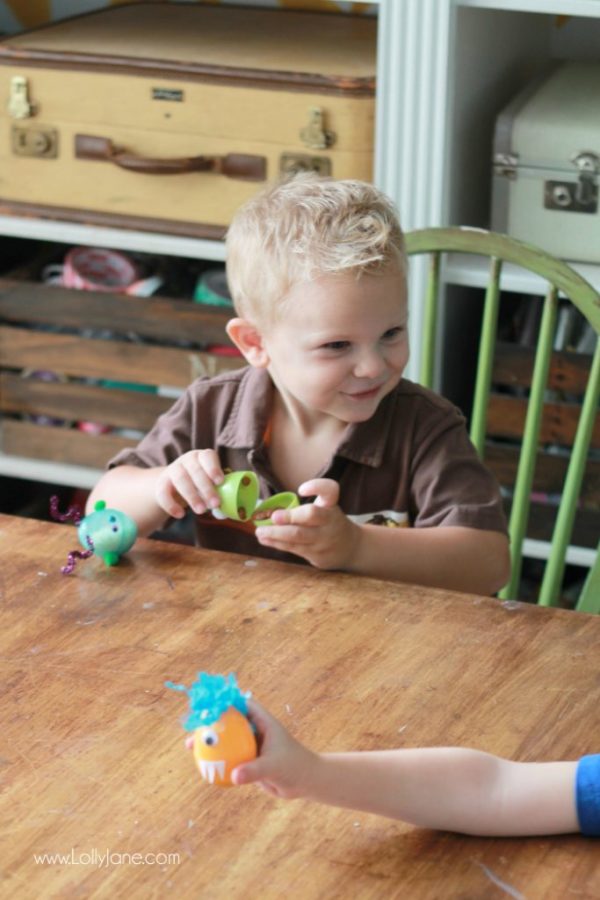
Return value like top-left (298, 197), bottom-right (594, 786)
top-left (0, 513), bottom-right (598, 900)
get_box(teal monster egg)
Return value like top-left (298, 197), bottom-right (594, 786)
top-left (78, 500), bottom-right (138, 566)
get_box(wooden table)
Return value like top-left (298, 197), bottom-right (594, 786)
top-left (0, 513), bottom-right (598, 900)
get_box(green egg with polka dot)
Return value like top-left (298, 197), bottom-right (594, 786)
top-left (78, 500), bottom-right (138, 566)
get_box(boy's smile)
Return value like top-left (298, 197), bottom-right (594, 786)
top-left (260, 264), bottom-right (409, 428)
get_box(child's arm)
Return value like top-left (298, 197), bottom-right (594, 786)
top-left (343, 519), bottom-right (510, 595)
top-left (87, 465), bottom-right (173, 536)
top-left (86, 450), bottom-right (225, 536)
top-left (233, 701), bottom-right (580, 837)
top-left (256, 479), bottom-right (510, 595)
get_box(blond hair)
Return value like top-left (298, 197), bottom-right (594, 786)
top-left (225, 174), bottom-right (406, 323)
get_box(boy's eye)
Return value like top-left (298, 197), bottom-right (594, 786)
top-left (381, 326), bottom-right (404, 341)
top-left (321, 340), bottom-right (350, 352)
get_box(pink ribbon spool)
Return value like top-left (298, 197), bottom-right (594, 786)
top-left (45, 247), bottom-right (162, 296)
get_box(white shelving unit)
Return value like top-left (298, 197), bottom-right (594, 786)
top-left (374, 0), bottom-right (600, 376)
top-left (445, 253), bottom-right (600, 294)
top-left (0, 215), bottom-right (227, 262)
top-left (1, 0), bottom-right (599, 491)
top-left (377, 0), bottom-right (600, 291)
top-left (376, 0), bottom-right (599, 572)
top-left (458, 0), bottom-right (600, 13)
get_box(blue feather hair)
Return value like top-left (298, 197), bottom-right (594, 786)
top-left (165, 672), bottom-right (251, 731)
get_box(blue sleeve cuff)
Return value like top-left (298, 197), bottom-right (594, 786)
top-left (576, 755), bottom-right (600, 836)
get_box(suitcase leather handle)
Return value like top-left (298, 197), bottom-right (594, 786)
top-left (75, 134), bottom-right (266, 181)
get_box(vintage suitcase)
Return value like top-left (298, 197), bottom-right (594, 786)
top-left (0, 2), bottom-right (376, 238)
top-left (492, 61), bottom-right (600, 263)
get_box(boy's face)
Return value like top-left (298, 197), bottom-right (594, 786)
top-left (261, 264), bottom-right (409, 425)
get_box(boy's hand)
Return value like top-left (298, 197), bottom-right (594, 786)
top-left (232, 699), bottom-right (318, 798)
top-left (154, 449), bottom-right (224, 519)
top-left (255, 479), bottom-right (360, 570)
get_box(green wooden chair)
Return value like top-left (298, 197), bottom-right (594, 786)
top-left (405, 227), bottom-right (600, 612)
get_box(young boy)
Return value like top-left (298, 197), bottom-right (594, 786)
top-left (88, 176), bottom-right (510, 594)
top-left (231, 699), bottom-right (599, 838)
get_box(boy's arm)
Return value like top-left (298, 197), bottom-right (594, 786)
top-left (346, 522), bottom-right (510, 595)
top-left (87, 465), bottom-right (170, 536)
top-left (258, 480), bottom-right (510, 595)
top-left (87, 449), bottom-right (226, 537)
top-left (233, 702), bottom-right (579, 836)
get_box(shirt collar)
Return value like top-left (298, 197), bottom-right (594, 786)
top-left (217, 367), bottom-right (273, 449)
top-left (216, 366), bottom-right (395, 468)
top-left (335, 389), bottom-right (395, 467)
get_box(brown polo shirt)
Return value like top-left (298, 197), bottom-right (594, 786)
top-left (108, 367), bottom-right (507, 563)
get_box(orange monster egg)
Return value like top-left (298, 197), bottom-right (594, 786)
top-left (193, 706), bottom-right (257, 787)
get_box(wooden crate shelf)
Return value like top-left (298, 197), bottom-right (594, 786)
top-left (0, 272), bottom-right (242, 468)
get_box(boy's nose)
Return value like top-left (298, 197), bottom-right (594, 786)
top-left (353, 348), bottom-right (386, 379)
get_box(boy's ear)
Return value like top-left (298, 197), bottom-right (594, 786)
top-left (226, 318), bottom-right (270, 368)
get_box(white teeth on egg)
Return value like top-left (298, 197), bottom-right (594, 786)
top-left (199, 759), bottom-right (226, 783)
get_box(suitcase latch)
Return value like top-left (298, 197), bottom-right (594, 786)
top-left (572, 151), bottom-right (599, 205)
top-left (493, 152), bottom-right (519, 179)
top-left (544, 151), bottom-right (599, 213)
top-left (280, 153), bottom-right (332, 178)
top-left (12, 125), bottom-right (58, 158)
top-left (300, 108), bottom-right (335, 150)
top-left (8, 76), bottom-right (34, 119)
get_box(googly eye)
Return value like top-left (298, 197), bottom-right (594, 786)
top-left (201, 728), bottom-right (219, 747)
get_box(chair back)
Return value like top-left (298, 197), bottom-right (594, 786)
top-left (405, 227), bottom-right (600, 611)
